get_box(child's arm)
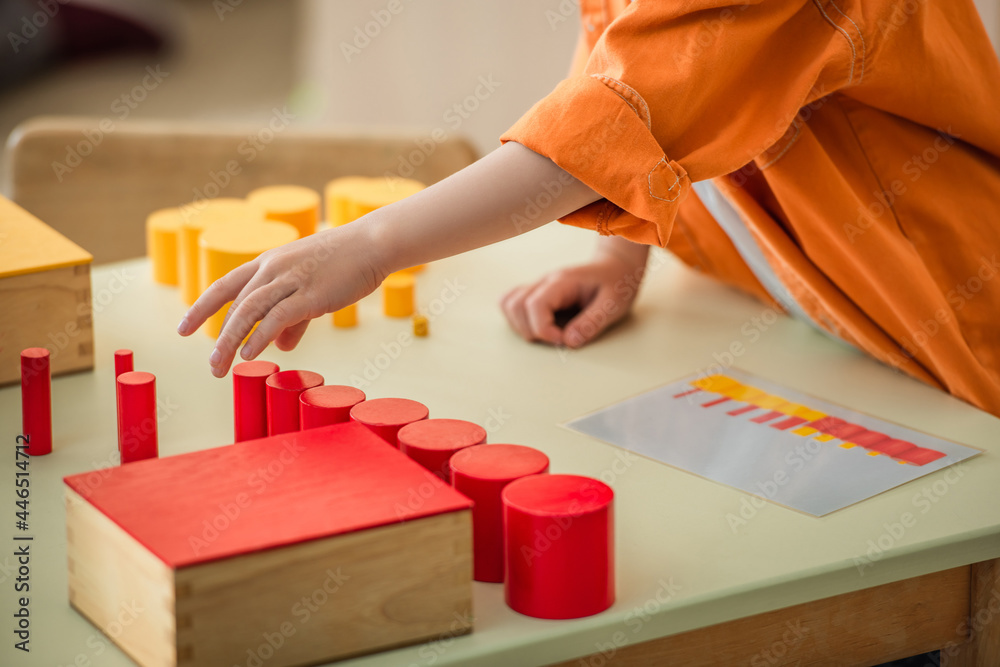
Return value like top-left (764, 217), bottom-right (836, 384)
top-left (177, 141), bottom-right (601, 377)
top-left (501, 236), bottom-right (648, 348)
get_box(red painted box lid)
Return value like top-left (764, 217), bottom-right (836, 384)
top-left (64, 422), bottom-right (472, 568)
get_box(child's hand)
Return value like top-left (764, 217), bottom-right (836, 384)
top-left (501, 240), bottom-right (648, 349)
top-left (177, 223), bottom-right (384, 378)
top-left (175, 143), bottom-right (604, 377)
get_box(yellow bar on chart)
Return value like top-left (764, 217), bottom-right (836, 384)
top-left (754, 394), bottom-right (790, 410)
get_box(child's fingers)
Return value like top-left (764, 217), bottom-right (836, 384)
top-left (274, 320), bottom-right (310, 351)
top-left (524, 278), bottom-right (577, 345)
top-left (209, 281), bottom-right (297, 377)
top-left (500, 285), bottom-right (534, 341)
top-left (218, 260), bottom-right (275, 335)
top-left (563, 287), bottom-right (619, 348)
top-left (178, 261), bottom-right (258, 336)
top-left (239, 294), bottom-right (312, 362)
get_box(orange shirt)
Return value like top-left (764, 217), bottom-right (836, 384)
top-left (502, 0), bottom-right (1000, 417)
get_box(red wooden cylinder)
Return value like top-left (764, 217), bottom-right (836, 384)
top-left (397, 418), bottom-right (487, 482)
top-left (299, 385), bottom-right (366, 430)
top-left (233, 360), bottom-right (280, 442)
top-left (449, 444), bottom-right (549, 583)
top-left (114, 349), bottom-right (134, 378)
top-left (114, 349), bottom-right (135, 449)
top-left (117, 371), bottom-right (159, 463)
top-left (266, 370), bottom-right (323, 435)
top-left (349, 398), bottom-right (428, 447)
top-left (20, 348), bottom-right (52, 456)
top-left (503, 474), bottom-right (614, 619)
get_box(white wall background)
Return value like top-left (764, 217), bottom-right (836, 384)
top-left (296, 1), bottom-right (580, 157)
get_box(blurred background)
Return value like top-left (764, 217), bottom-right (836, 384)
top-left (0, 0), bottom-right (580, 187)
top-left (0, 0), bottom-right (998, 189)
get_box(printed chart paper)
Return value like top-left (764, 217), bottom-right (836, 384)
top-left (565, 369), bottom-right (981, 516)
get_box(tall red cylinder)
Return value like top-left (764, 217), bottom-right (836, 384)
top-left (350, 398), bottom-right (428, 447)
top-left (503, 474), bottom-right (614, 619)
top-left (233, 360), bottom-right (280, 442)
top-left (299, 385), bottom-right (366, 430)
top-left (20, 348), bottom-right (52, 456)
top-left (266, 370), bottom-right (324, 435)
top-left (397, 418), bottom-right (487, 482)
top-left (449, 444), bottom-right (549, 583)
top-left (117, 371), bottom-right (159, 463)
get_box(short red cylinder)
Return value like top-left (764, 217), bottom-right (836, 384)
top-left (299, 385), bottom-right (366, 430)
top-left (117, 371), bottom-right (159, 463)
top-left (20, 348), bottom-right (52, 456)
top-left (503, 474), bottom-right (615, 619)
top-left (449, 444), bottom-right (549, 583)
top-left (266, 370), bottom-right (324, 435)
top-left (233, 360), bottom-right (280, 442)
top-left (397, 418), bottom-right (487, 482)
top-left (350, 398), bottom-right (428, 447)
top-left (114, 349), bottom-right (134, 378)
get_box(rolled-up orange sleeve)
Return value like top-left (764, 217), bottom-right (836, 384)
top-left (501, 0), bottom-right (861, 247)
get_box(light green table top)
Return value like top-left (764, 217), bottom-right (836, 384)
top-left (2, 223), bottom-right (999, 667)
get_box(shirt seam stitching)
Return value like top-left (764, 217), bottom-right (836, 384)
top-left (810, 0), bottom-right (858, 86)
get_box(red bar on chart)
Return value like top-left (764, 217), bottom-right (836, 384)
top-left (701, 397), bottom-right (730, 408)
top-left (897, 447), bottom-right (946, 466)
top-left (851, 431), bottom-right (889, 448)
top-left (727, 405), bottom-right (758, 416)
top-left (826, 423), bottom-right (867, 440)
top-left (750, 410), bottom-right (784, 424)
top-left (868, 439), bottom-right (916, 456)
top-left (771, 416), bottom-right (808, 430)
top-left (673, 388), bottom-right (701, 399)
top-left (808, 416), bottom-right (846, 433)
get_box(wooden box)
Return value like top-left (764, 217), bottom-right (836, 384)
top-left (64, 423), bottom-right (474, 667)
top-left (0, 195), bottom-right (93, 386)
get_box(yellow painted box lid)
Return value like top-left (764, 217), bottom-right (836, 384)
top-left (0, 195), bottom-right (92, 279)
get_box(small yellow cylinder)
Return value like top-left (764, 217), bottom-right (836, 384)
top-left (246, 185), bottom-right (319, 238)
top-left (382, 273), bottom-right (415, 318)
top-left (412, 314), bottom-right (428, 337)
top-left (199, 220), bottom-right (298, 337)
top-left (178, 198), bottom-right (266, 305)
top-left (146, 207), bottom-right (184, 285)
top-left (332, 303), bottom-right (358, 328)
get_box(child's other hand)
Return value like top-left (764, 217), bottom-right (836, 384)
top-left (177, 224), bottom-right (384, 377)
top-left (501, 251), bottom-right (645, 349)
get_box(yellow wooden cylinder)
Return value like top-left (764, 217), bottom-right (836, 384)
top-left (382, 273), bottom-right (415, 318)
top-left (353, 177), bottom-right (425, 212)
top-left (324, 177), bottom-right (424, 220)
top-left (412, 314), bottom-right (428, 337)
top-left (146, 208), bottom-right (184, 285)
top-left (324, 176), bottom-right (427, 271)
top-left (324, 177), bottom-right (374, 227)
top-left (332, 303), bottom-right (358, 328)
top-left (246, 185), bottom-right (319, 238)
top-left (178, 199), bottom-right (266, 306)
top-left (199, 220), bottom-right (299, 337)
